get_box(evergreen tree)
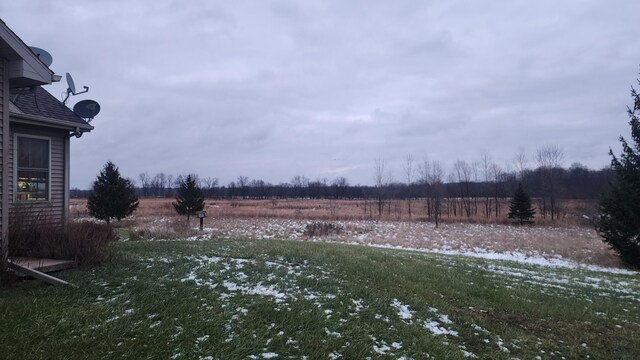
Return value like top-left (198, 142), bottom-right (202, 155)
top-left (508, 183), bottom-right (536, 225)
top-left (598, 81), bottom-right (640, 268)
top-left (173, 174), bottom-right (205, 221)
top-left (87, 161), bottom-right (139, 223)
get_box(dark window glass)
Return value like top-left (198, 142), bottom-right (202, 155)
top-left (16, 137), bottom-right (49, 201)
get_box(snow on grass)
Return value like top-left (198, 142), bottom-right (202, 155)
top-left (350, 298), bottom-right (364, 314)
top-left (471, 324), bottom-right (489, 335)
top-left (423, 320), bottom-right (459, 337)
top-left (195, 335), bottom-right (209, 343)
top-left (496, 337), bottom-right (510, 353)
top-left (461, 349), bottom-right (478, 358)
top-left (179, 254), bottom-right (340, 314)
top-left (365, 243), bottom-right (637, 275)
top-left (477, 263), bottom-right (640, 302)
top-left (391, 299), bottom-right (413, 323)
top-left (324, 328), bottom-right (342, 338)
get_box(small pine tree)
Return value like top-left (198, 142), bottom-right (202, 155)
top-left (87, 161), bottom-right (139, 223)
top-left (173, 174), bottom-right (205, 221)
top-left (508, 183), bottom-right (536, 225)
top-left (598, 80), bottom-right (640, 269)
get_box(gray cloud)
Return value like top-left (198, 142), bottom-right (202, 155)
top-left (2, 0), bottom-right (640, 187)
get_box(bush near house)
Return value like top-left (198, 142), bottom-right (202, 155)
top-left (8, 209), bottom-right (116, 266)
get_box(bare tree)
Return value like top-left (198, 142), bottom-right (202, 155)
top-left (331, 176), bottom-right (349, 198)
top-left (237, 176), bottom-right (249, 199)
top-left (489, 163), bottom-right (504, 217)
top-left (536, 145), bottom-right (564, 220)
top-left (480, 152), bottom-right (493, 218)
top-left (419, 159), bottom-right (432, 217)
top-left (373, 158), bottom-right (387, 216)
top-left (429, 160), bottom-right (445, 227)
top-left (151, 173), bottom-right (167, 197)
top-left (166, 174), bottom-right (174, 197)
top-left (403, 155), bottom-right (414, 218)
top-left (138, 172), bottom-right (150, 197)
top-left (514, 147), bottom-right (529, 181)
top-left (471, 160), bottom-right (480, 216)
top-left (453, 160), bottom-right (473, 217)
top-left (201, 177), bottom-right (219, 197)
top-left (418, 158), bottom-right (444, 227)
top-left (291, 175), bottom-right (308, 198)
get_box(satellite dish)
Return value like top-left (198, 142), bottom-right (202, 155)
top-left (63, 72), bottom-right (89, 104)
top-left (66, 73), bottom-right (76, 94)
top-left (73, 99), bottom-right (101, 120)
top-left (29, 46), bottom-right (53, 67)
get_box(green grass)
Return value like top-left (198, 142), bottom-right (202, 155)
top-left (1, 238), bottom-right (639, 359)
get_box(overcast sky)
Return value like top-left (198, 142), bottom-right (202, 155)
top-left (3, 1), bottom-right (640, 188)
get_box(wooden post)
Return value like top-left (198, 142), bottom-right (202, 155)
top-left (196, 210), bottom-right (206, 231)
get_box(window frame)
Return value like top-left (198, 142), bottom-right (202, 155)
top-left (13, 133), bottom-right (52, 202)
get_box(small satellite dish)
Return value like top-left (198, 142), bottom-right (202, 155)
top-left (73, 99), bottom-right (101, 120)
top-left (29, 46), bottom-right (53, 67)
top-left (63, 72), bottom-right (89, 104)
top-left (66, 73), bottom-right (76, 94)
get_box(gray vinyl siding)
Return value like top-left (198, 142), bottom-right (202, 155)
top-left (8, 123), bottom-right (67, 224)
top-left (0, 59), bottom-right (4, 238)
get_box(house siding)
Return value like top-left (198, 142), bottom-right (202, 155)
top-left (8, 123), bottom-right (67, 224)
top-left (0, 59), bottom-right (4, 241)
top-left (1, 59), bottom-right (7, 259)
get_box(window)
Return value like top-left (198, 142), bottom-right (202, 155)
top-left (16, 136), bottom-right (49, 201)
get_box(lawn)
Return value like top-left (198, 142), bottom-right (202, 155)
top-left (1, 238), bottom-right (638, 359)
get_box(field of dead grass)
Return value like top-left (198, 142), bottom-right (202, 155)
top-left (69, 198), bottom-right (623, 269)
top-left (70, 197), bottom-right (598, 226)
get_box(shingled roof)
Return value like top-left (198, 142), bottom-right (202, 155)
top-left (10, 86), bottom-right (91, 127)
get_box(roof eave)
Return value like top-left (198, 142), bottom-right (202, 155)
top-left (9, 111), bottom-right (94, 133)
top-left (0, 20), bottom-right (57, 86)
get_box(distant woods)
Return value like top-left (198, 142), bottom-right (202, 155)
top-left (71, 149), bottom-right (613, 221)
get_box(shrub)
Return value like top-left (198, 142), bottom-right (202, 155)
top-left (303, 222), bottom-right (343, 237)
top-left (128, 217), bottom-right (192, 240)
top-left (9, 209), bottom-right (116, 266)
top-left (63, 222), bottom-right (117, 265)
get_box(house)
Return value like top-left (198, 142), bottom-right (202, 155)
top-left (0, 19), bottom-right (93, 268)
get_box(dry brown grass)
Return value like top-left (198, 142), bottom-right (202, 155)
top-left (70, 197), bottom-right (598, 226)
top-left (68, 197), bottom-right (623, 268)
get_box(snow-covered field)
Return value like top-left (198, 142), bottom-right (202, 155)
top-left (122, 216), bottom-right (632, 274)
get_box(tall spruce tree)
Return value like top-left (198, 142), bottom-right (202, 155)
top-left (598, 80), bottom-right (640, 268)
top-left (173, 174), bottom-right (205, 221)
top-left (508, 183), bottom-right (536, 225)
top-left (87, 161), bottom-right (139, 223)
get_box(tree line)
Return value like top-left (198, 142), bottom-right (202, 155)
top-left (71, 156), bottom-right (613, 207)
